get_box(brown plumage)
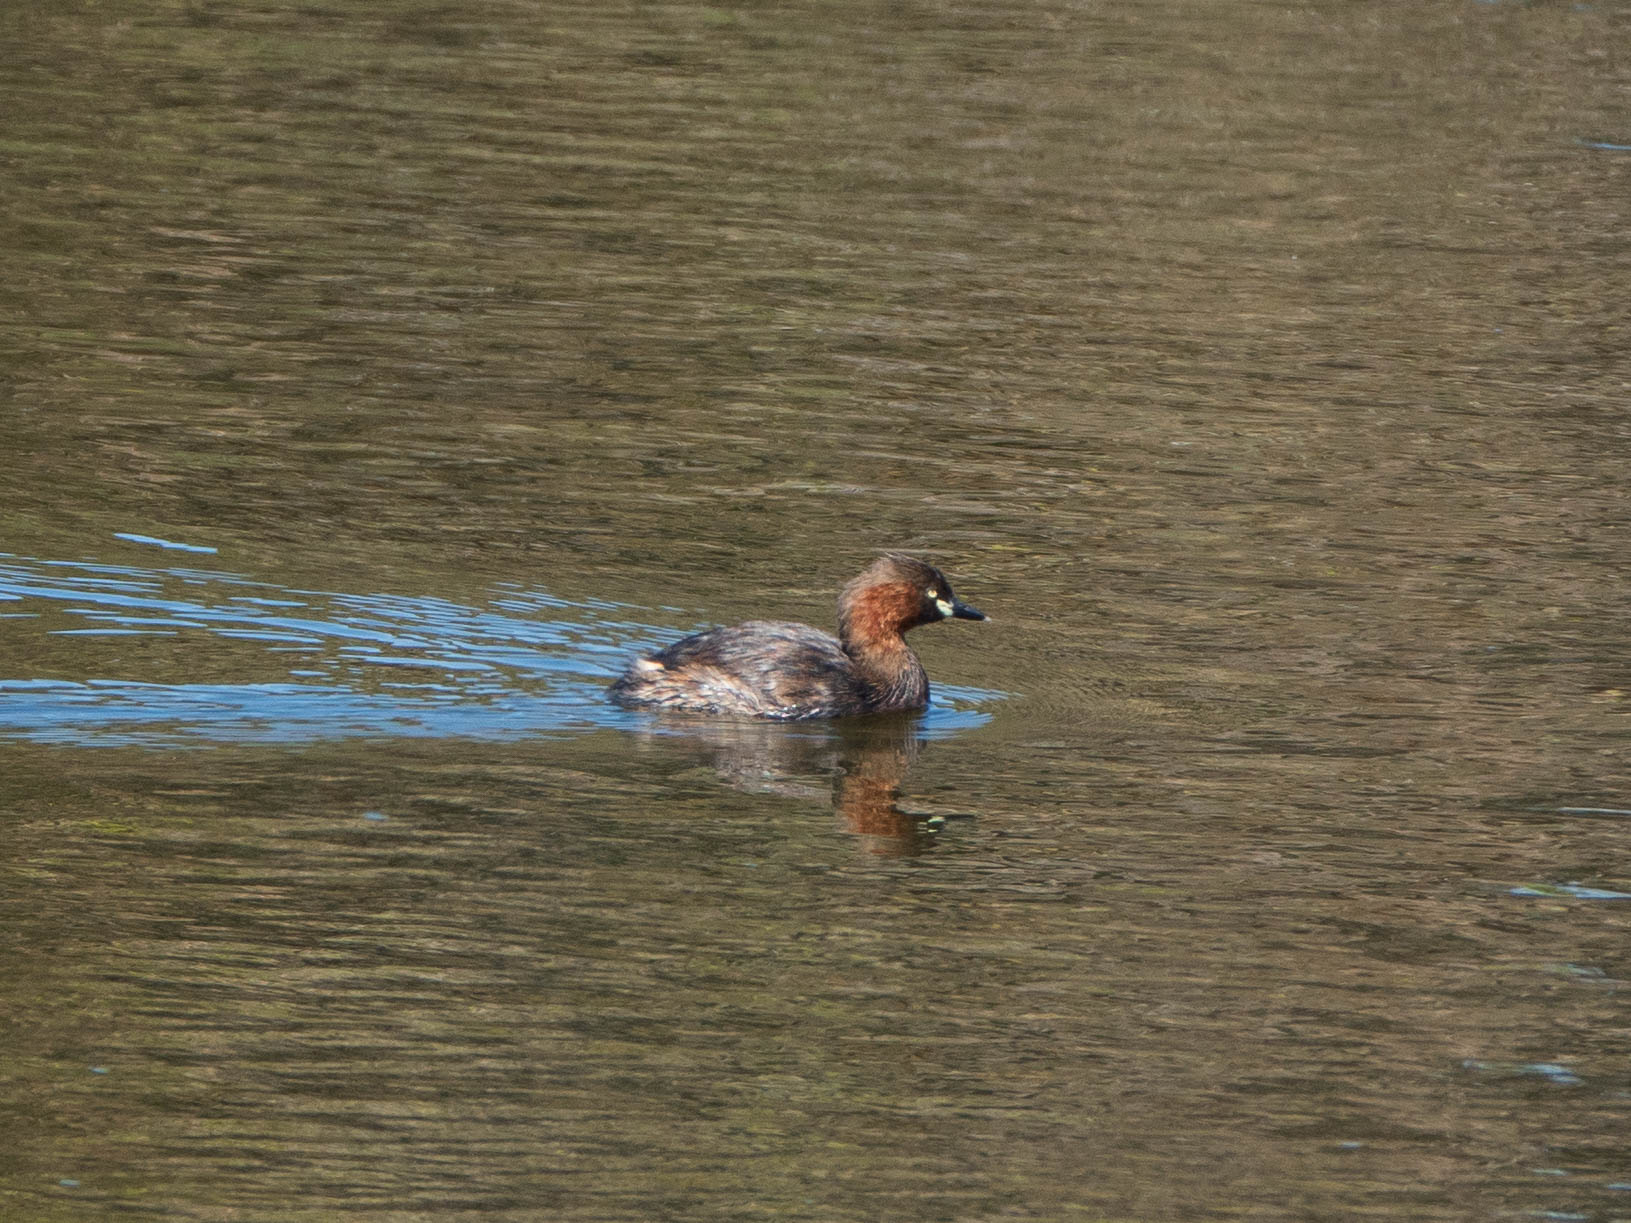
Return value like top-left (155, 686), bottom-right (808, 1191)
top-left (609, 554), bottom-right (986, 720)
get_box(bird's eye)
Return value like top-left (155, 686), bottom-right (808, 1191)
top-left (926, 589), bottom-right (939, 600)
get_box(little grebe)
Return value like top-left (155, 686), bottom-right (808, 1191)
top-left (609, 553), bottom-right (986, 720)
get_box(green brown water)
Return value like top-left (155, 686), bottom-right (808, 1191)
top-left (3, 1), bottom-right (1629, 1219)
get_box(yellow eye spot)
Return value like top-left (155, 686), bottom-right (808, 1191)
top-left (926, 589), bottom-right (939, 600)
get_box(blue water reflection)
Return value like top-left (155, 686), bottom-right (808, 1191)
top-left (0, 553), bottom-right (996, 747)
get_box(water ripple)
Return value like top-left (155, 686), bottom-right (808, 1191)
top-left (0, 553), bottom-right (997, 748)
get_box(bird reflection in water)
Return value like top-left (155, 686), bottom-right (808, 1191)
top-left (627, 711), bottom-right (959, 855)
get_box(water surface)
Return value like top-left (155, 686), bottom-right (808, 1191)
top-left (3, 0), bottom-right (1629, 1219)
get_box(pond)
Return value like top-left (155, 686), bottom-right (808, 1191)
top-left (2, 1), bottom-right (1628, 1219)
